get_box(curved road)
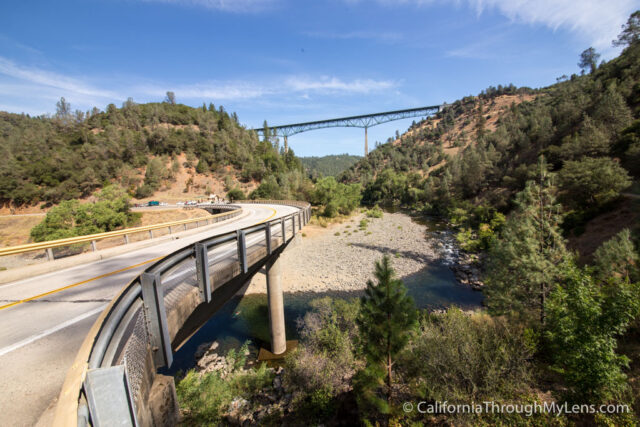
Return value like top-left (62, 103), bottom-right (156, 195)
top-left (0, 203), bottom-right (299, 426)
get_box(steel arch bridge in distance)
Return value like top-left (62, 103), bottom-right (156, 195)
top-left (251, 104), bottom-right (444, 156)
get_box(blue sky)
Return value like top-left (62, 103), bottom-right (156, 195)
top-left (1, 0), bottom-right (638, 156)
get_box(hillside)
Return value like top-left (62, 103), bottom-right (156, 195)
top-left (0, 100), bottom-right (308, 209)
top-left (301, 154), bottom-right (362, 178)
top-left (341, 43), bottom-right (640, 258)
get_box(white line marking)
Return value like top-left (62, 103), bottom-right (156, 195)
top-left (0, 305), bottom-right (107, 357)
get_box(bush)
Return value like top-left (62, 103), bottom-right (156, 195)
top-left (176, 344), bottom-right (274, 426)
top-left (30, 185), bottom-right (138, 242)
top-left (283, 298), bottom-right (360, 412)
top-left (365, 205), bottom-right (383, 218)
top-left (545, 262), bottom-right (640, 402)
top-left (311, 177), bottom-right (362, 218)
top-left (398, 309), bottom-right (534, 403)
top-left (226, 187), bottom-right (245, 202)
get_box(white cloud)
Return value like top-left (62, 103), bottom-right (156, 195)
top-left (138, 0), bottom-right (277, 13)
top-left (0, 56), bottom-right (398, 114)
top-left (138, 76), bottom-right (398, 100)
top-left (0, 56), bottom-right (120, 100)
top-left (350, 0), bottom-right (638, 49)
top-left (466, 0), bottom-right (637, 49)
top-left (284, 76), bottom-right (397, 93)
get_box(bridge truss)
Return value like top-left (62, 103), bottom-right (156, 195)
top-left (252, 104), bottom-right (443, 156)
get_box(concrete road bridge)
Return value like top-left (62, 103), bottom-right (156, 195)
top-left (0, 202), bottom-right (308, 426)
top-left (252, 105), bottom-right (443, 156)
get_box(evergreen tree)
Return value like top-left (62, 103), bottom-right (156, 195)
top-left (578, 47), bottom-right (600, 74)
top-left (486, 158), bottom-right (570, 325)
top-left (355, 256), bottom-right (416, 418)
top-left (592, 229), bottom-right (640, 283)
top-left (613, 10), bottom-right (640, 47)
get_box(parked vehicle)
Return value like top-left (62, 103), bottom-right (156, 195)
top-left (147, 201), bottom-right (160, 206)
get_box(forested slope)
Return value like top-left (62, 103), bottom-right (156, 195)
top-left (0, 99), bottom-right (308, 206)
top-left (341, 39), bottom-right (640, 256)
top-left (301, 154), bottom-right (362, 178)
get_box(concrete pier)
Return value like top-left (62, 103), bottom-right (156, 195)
top-left (364, 126), bottom-right (368, 156)
top-left (266, 254), bottom-right (286, 354)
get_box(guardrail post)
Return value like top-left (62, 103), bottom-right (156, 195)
top-left (84, 365), bottom-right (138, 427)
top-left (195, 243), bottom-right (212, 303)
top-left (168, 226), bottom-right (172, 235)
top-left (141, 273), bottom-right (173, 368)
top-left (46, 248), bottom-right (54, 261)
top-left (183, 224), bottom-right (187, 231)
top-left (281, 218), bottom-right (286, 243)
top-left (237, 230), bottom-right (248, 274)
top-left (292, 215), bottom-right (296, 236)
top-left (266, 222), bottom-right (272, 255)
top-left (91, 240), bottom-right (98, 252)
top-left (148, 230), bottom-right (153, 239)
top-left (123, 234), bottom-right (129, 244)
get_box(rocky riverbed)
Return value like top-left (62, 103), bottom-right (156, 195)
top-left (244, 210), bottom-right (484, 294)
top-left (245, 211), bottom-right (441, 294)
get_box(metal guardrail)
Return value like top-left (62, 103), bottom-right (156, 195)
top-left (0, 204), bottom-right (242, 261)
top-left (53, 201), bottom-right (311, 426)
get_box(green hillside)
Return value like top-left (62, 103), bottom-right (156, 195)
top-left (0, 100), bottom-right (308, 205)
top-left (341, 40), bottom-right (640, 247)
top-left (301, 154), bottom-right (362, 178)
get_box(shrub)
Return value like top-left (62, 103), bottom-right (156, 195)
top-left (177, 344), bottom-right (274, 425)
top-left (398, 309), bottom-right (533, 403)
top-left (283, 298), bottom-right (360, 411)
top-left (365, 206), bottom-right (383, 218)
top-left (226, 187), bottom-right (245, 202)
top-left (30, 185), bottom-right (138, 242)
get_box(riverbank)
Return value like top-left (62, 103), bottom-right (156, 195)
top-left (245, 211), bottom-right (440, 294)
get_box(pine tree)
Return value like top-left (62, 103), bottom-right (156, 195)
top-left (355, 255), bottom-right (416, 417)
top-left (486, 157), bottom-right (570, 325)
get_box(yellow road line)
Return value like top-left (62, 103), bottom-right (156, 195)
top-left (0, 257), bottom-right (164, 311)
top-left (253, 207), bottom-right (277, 225)
top-left (0, 207), bottom-right (279, 311)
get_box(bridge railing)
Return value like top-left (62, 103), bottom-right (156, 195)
top-left (0, 204), bottom-right (242, 264)
top-left (54, 201), bottom-right (311, 426)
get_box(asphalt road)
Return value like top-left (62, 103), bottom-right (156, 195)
top-left (0, 203), bottom-right (298, 427)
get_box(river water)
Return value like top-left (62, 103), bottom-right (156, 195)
top-left (167, 214), bottom-right (483, 374)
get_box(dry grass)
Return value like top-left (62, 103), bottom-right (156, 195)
top-left (0, 208), bottom-right (212, 248)
top-left (0, 216), bottom-right (44, 247)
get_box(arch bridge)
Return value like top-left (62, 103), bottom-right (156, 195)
top-left (252, 104), bottom-right (443, 156)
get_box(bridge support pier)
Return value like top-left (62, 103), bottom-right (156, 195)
top-left (266, 253), bottom-right (286, 355)
top-left (284, 136), bottom-right (288, 153)
top-left (364, 126), bottom-right (368, 156)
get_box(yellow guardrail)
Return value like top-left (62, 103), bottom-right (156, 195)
top-left (0, 207), bottom-right (242, 257)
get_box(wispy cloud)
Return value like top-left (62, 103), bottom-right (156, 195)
top-left (466, 0), bottom-right (637, 49)
top-left (137, 0), bottom-right (278, 13)
top-left (0, 56), bottom-right (398, 114)
top-left (138, 75), bottom-right (398, 100)
top-left (0, 56), bottom-right (121, 100)
top-left (303, 30), bottom-right (403, 43)
top-left (348, 0), bottom-right (637, 49)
